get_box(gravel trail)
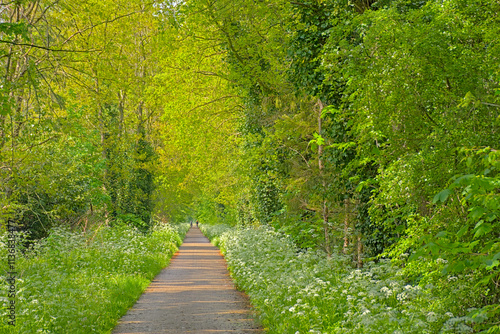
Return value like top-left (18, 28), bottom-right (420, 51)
top-left (112, 226), bottom-right (262, 334)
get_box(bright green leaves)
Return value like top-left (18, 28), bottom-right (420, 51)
top-left (148, 5), bottom-right (245, 224)
top-left (473, 221), bottom-right (492, 239)
top-left (0, 0), bottom-right (170, 237)
top-left (0, 22), bottom-right (29, 40)
top-left (412, 148), bottom-right (500, 323)
top-left (309, 133), bottom-right (325, 151)
top-left (432, 189), bottom-right (451, 204)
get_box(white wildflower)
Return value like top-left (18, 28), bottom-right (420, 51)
top-left (380, 286), bottom-right (392, 297)
top-left (427, 311), bottom-right (438, 322)
top-left (396, 292), bottom-right (407, 302)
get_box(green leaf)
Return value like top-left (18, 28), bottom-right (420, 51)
top-left (485, 260), bottom-right (499, 270)
top-left (321, 105), bottom-right (338, 118)
top-left (313, 133), bottom-right (325, 146)
top-left (469, 206), bottom-right (486, 221)
top-left (427, 242), bottom-right (440, 256)
top-left (433, 189), bottom-right (451, 204)
top-left (475, 274), bottom-right (495, 287)
top-left (329, 141), bottom-right (356, 151)
top-left (459, 91), bottom-right (476, 108)
top-left (474, 221), bottom-right (492, 239)
top-left (453, 174), bottom-right (474, 186)
top-left (457, 225), bottom-right (469, 238)
top-left (485, 213), bottom-right (498, 222)
top-left (434, 231), bottom-right (448, 239)
top-left (371, 145), bottom-right (381, 156)
top-left (448, 261), bottom-right (466, 273)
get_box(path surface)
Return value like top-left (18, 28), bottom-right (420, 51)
top-left (112, 226), bottom-right (262, 334)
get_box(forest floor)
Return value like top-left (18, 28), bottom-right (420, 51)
top-left (112, 226), bottom-right (262, 334)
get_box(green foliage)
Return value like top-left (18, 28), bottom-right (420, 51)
top-left (194, 196), bottom-right (238, 226)
top-left (2, 0), bottom-right (500, 330)
top-left (407, 148), bottom-right (500, 330)
top-left (326, 0), bottom-right (500, 212)
top-left (0, 22), bottom-right (28, 40)
top-left (5, 125), bottom-right (105, 239)
top-left (204, 224), bottom-right (481, 333)
top-left (288, 0), bottom-right (336, 98)
top-left (0, 0), bottom-right (166, 238)
top-left (0, 223), bottom-right (187, 333)
top-left (199, 223), bottom-right (232, 247)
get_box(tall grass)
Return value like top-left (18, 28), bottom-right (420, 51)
top-left (0, 222), bottom-right (189, 333)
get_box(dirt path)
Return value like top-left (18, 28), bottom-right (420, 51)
top-left (112, 226), bottom-right (262, 334)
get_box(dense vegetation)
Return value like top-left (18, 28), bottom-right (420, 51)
top-left (1, 0), bottom-right (499, 332)
top-left (201, 223), bottom-right (479, 333)
top-left (0, 223), bottom-right (189, 333)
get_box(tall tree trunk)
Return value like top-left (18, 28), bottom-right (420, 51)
top-left (118, 90), bottom-right (126, 136)
top-left (322, 199), bottom-right (330, 256)
top-left (343, 198), bottom-right (349, 255)
top-left (357, 234), bottom-right (363, 268)
top-left (353, 0), bottom-right (376, 13)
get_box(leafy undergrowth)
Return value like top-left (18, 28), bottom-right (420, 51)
top-left (0, 222), bottom-right (189, 333)
top-left (201, 224), bottom-right (484, 334)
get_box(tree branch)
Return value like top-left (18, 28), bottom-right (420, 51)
top-left (0, 40), bottom-right (101, 53)
top-left (280, 144), bottom-right (311, 169)
top-left (187, 95), bottom-right (241, 114)
top-left (482, 102), bottom-right (500, 108)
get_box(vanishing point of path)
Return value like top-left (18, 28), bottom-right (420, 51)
top-left (113, 226), bottom-right (262, 334)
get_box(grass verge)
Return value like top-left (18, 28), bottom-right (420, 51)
top-left (0, 222), bottom-right (189, 333)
